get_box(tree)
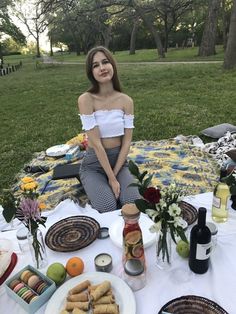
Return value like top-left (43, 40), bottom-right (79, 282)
top-left (0, 0), bottom-right (26, 65)
top-left (198, 0), bottom-right (221, 56)
top-left (224, 0), bottom-right (236, 69)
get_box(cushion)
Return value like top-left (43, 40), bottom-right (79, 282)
top-left (201, 123), bottom-right (236, 138)
top-left (226, 149), bottom-right (236, 162)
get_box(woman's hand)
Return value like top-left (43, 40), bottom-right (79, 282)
top-left (109, 178), bottom-right (120, 199)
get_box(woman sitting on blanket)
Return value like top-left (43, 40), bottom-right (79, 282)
top-left (78, 46), bottom-right (139, 213)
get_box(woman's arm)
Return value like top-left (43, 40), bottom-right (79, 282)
top-left (113, 96), bottom-right (134, 176)
top-left (78, 94), bottom-right (120, 198)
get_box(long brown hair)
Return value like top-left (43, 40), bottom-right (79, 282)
top-left (86, 46), bottom-right (122, 94)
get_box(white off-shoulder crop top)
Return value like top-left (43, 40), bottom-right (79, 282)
top-left (79, 109), bottom-right (134, 138)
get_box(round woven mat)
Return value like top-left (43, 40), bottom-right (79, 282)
top-left (179, 201), bottom-right (198, 225)
top-left (158, 295), bottom-right (228, 314)
top-left (45, 216), bottom-right (100, 252)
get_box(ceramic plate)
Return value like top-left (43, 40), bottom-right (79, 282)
top-left (109, 211), bottom-right (156, 248)
top-left (46, 144), bottom-right (70, 157)
top-left (45, 272), bottom-right (136, 314)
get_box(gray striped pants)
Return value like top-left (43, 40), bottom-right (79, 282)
top-left (79, 146), bottom-right (140, 213)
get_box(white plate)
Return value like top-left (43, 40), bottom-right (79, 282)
top-left (46, 144), bottom-right (70, 157)
top-left (109, 211), bottom-right (156, 249)
top-left (45, 272), bottom-right (136, 314)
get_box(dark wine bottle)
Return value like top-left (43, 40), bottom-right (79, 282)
top-left (189, 207), bottom-right (212, 274)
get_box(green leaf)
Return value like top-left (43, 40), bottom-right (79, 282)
top-left (128, 160), bottom-right (140, 179)
top-left (2, 207), bottom-right (16, 223)
top-left (176, 227), bottom-right (188, 243)
top-left (139, 171), bottom-right (148, 183)
top-left (128, 183), bottom-right (142, 188)
top-left (135, 199), bottom-right (152, 213)
top-left (143, 174), bottom-right (153, 188)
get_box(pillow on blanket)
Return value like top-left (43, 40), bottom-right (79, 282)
top-left (201, 123), bottom-right (236, 138)
top-left (226, 149), bottom-right (236, 162)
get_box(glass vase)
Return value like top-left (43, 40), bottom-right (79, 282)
top-left (27, 228), bottom-right (48, 269)
top-left (156, 228), bottom-right (172, 270)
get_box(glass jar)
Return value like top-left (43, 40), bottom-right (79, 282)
top-left (27, 228), bottom-right (48, 269)
top-left (16, 227), bottom-right (30, 253)
top-left (121, 203), bottom-right (146, 291)
top-left (206, 221), bottom-right (218, 250)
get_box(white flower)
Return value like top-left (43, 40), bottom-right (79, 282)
top-left (149, 221), bottom-right (162, 234)
top-left (168, 203), bottom-right (181, 217)
top-left (173, 216), bottom-right (186, 228)
top-left (146, 209), bottom-right (159, 221)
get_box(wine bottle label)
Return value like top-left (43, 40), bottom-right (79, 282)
top-left (196, 242), bottom-right (212, 260)
top-left (213, 196), bottom-right (220, 208)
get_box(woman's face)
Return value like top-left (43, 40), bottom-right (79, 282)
top-left (92, 51), bottom-right (114, 84)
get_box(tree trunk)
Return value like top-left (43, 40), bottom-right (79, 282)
top-left (0, 44), bottom-right (4, 67)
top-left (224, 0), bottom-right (236, 69)
top-left (129, 19), bottom-right (139, 55)
top-left (36, 35), bottom-right (41, 58)
top-left (222, 0), bottom-right (228, 50)
top-left (134, 5), bottom-right (165, 57)
top-left (163, 14), bottom-right (168, 53)
top-left (50, 36), bottom-right (53, 57)
top-left (198, 0), bottom-right (221, 56)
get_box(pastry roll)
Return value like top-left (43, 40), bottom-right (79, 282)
top-left (93, 304), bottom-right (119, 314)
top-left (69, 280), bottom-right (90, 295)
top-left (88, 285), bottom-right (112, 295)
top-left (67, 292), bottom-right (88, 302)
top-left (65, 301), bottom-right (89, 311)
top-left (72, 308), bottom-right (87, 314)
top-left (60, 311), bottom-right (69, 314)
top-left (90, 281), bottom-right (111, 301)
top-left (93, 295), bottom-right (115, 304)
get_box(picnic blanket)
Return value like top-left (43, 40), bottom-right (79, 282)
top-left (12, 136), bottom-right (219, 212)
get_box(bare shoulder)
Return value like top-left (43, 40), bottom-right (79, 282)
top-left (119, 93), bottom-right (134, 113)
top-left (78, 92), bottom-right (94, 114)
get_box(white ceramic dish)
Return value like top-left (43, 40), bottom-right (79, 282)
top-left (46, 144), bottom-right (70, 157)
top-left (45, 272), bottom-right (136, 314)
top-left (109, 210), bottom-right (156, 248)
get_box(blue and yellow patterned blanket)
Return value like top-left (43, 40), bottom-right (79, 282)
top-left (12, 137), bottom-right (218, 211)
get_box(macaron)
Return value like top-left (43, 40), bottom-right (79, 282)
top-left (13, 282), bottom-right (25, 293)
top-left (20, 270), bottom-right (34, 283)
top-left (21, 290), bottom-right (32, 302)
top-left (27, 275), bottom-right (41, 288)
top-left (25, 291), bottom-right (36, 304)
top-left (17, 287), bottom-right (28, 298)
top-left (29, 295), bottom-right (39, 303)
top-left (9, 279), bottom-right (21, 290)
top-left (36, 282), bottom-right (47, 294)
top-left (32, 279), bottom-right (44, 292)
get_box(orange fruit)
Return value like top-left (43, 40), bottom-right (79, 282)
top-left (66, 257), bottom-right (84, 277)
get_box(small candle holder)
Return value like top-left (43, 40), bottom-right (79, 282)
top-left (94, 253), bottom-right (113, 272)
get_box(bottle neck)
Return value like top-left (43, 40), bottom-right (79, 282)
top-left (198, 207), bottom-right (206, 228)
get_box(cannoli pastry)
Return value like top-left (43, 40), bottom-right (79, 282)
top-left (65, 301), bottom-right (89, 311)
top-left (93, 303), bottom-right (119, 314)
top-left (93, 295), bottom-right (115, 305)
top-left (67, 292), bottom-right (88, 302)
top-left (90, 281), bottom-right (111, 301)
top-left (69, 280), bottom-right (90, 295)
top-left (60, 310), bottom-right (69, 314)
top-left (88, 285), bottom-right (112, 296)
top-left (72, 308), bottom-right (87, 314)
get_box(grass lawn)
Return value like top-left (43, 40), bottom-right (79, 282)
top-left (0, 47), bottom-right (235, 191)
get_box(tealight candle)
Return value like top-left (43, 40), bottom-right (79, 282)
top-left (94, 253), bottom-right (113, 272)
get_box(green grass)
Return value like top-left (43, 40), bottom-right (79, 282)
top-left (0, 47), bottom-right (235, 191)
top-left (51, 45), bottom-right (224, 63)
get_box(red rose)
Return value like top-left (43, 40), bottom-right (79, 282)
top-left (143, 187), bottom-right (161, 204)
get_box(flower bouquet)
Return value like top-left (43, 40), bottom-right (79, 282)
top-left (128, 160), bottom-right (188, 265)
top-left (222, 168), bottom-right (236, 210)
top-left (0, 177), bottom-right (47, 268)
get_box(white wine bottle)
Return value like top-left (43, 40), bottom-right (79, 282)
top-left (212, 169), bottom-right (230, 223)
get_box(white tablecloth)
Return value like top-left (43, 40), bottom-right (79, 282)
top-left (1, 192), bottom-right (236, 314)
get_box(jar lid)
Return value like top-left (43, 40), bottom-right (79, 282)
top-left (124, 259), bottom-right (144, 276)
top-left (206, 222), bottom-right (218, 235)
top-left (16, 227), bottom-right (28, 240)
top-left (97, 227), bottom-right (109, 239)
top-left (121, 204), bottom-right (140, 218)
